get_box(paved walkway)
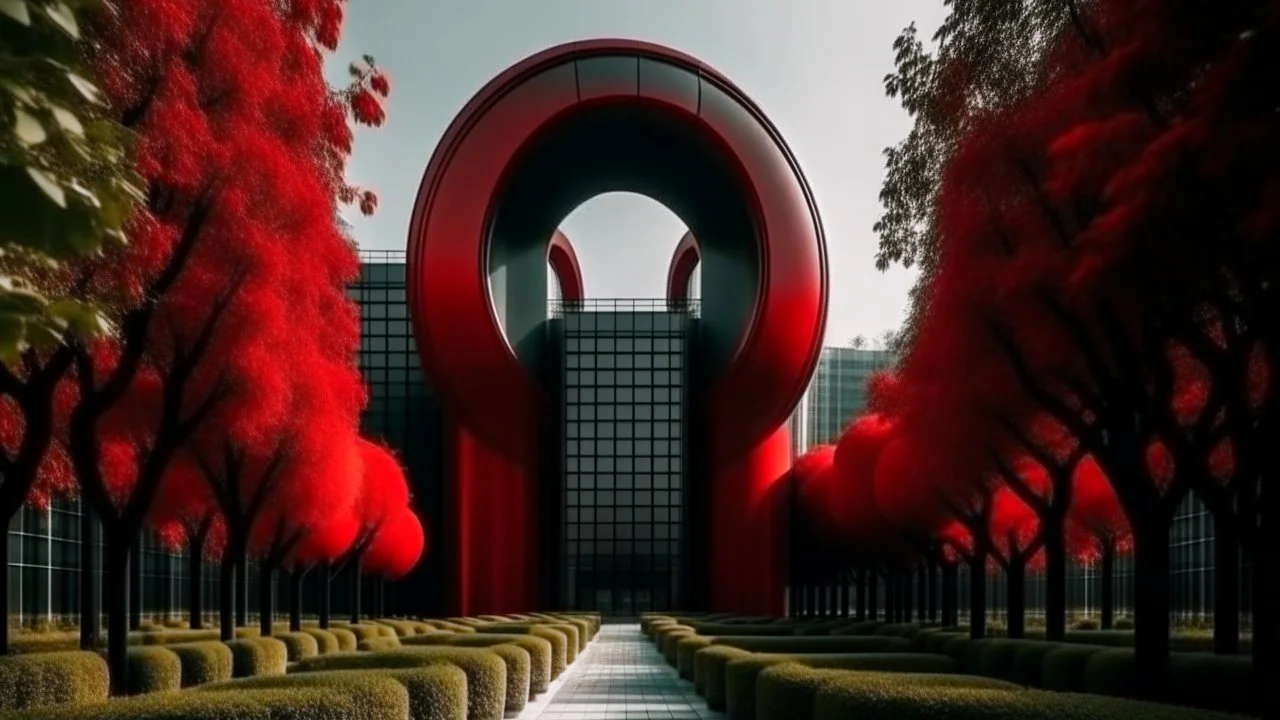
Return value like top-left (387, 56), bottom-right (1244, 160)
top-left (531, 623), bottom-right (723, 720)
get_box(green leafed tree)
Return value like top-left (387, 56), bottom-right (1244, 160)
top-left (875, 0), bottom-right (1093, 348)
top-left (0, 0), bottom-right (142, 363)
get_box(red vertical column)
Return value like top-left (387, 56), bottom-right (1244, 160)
top-left (450, 425), bottom-right (539, 616)
top-left (709, 425), bottom-right (791, 615)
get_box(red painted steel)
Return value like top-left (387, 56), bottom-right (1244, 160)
top-left (548, 230), bottom-right (584, 302)
top-left (666, 231), bottom-right (700, 304)
top-left (408, 40), bottom-right (826, 615)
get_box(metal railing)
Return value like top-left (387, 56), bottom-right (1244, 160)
top-left (549, 298), bottom-right (701, 317)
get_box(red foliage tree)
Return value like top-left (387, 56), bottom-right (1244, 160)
top-left (793, 444), bottom-right (838, 544)
top-left (1067, 455), bottom-right (1132, 630)
top-left (72, 0), bottom-right (384, 689)
top-left (341, 438), bottom-right (411, 624)
top-left (149, 459), bottom-right (221, 629)
top-left (363, 508), bottom-right (426, 618)
top-left (830, 414), bottom-right (897, 620)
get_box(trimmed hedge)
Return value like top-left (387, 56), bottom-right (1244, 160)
top-left (330, 627), bottom-right (359, 651)
top-left (761, 665), bottom-right (1021, 720)
top-left (358, 635), bottom-right (403, 652)
top-left (8, 631), bottom-right (80, 655)
top-left (375, 619), bottom-right (436, 637)
top-left (1042, 644), bottom-right (1108, 692)
top-left (1080, 648), bottom-right (1257, 717)
top-left (403, 632), bottom-right (554, 697)
top-left (475, 625), bottom-right (567, 680)
top-left (166, 642), bottom-right (233, 688)
top-left (477, 623), bottom-right (576, 664)
top-left (677, 636), bottom-right (714, 682)
top-left (695, 645), bottom-right (752, 710)
top-left (725, 653), bottom-right (958, 720)
top-left (275, 631), bottom-right (320, 661)
top-left (225, 637), bottom-right (288, 678)
top-left (19, 672), bottom-right (410, 719)
top-left (340, 623), bottom-right (399, 642)
top-left (125, 646), bottom-right (182, 695)
top-left (691, 622), bottom-right (796, 637)
top-left (662, 629), bottom-right (697, 665)
top-left (478, 644), bottom-right (530, 715)
top-left (0, 651), bottom-right (109, 711)
top-left (709, 635), bottom-right (912, 654)
top-left (426, 620), bottom-right (477, 634)
top-left (203, 665), bottom-right (468, 720)
top-left (294, 646), bottom-right (507, 720)
top-left (811, 682), bottom-right (1244, 720)
top-left (131, 628), bottom-right (223, 646)
top-left (301, 627), bottom-right (342, 655)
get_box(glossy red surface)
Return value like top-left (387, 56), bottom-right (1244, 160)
top-left (409, 40), bottom-right (826, 615)
top-left (548, 230), bottom-right (584, 303)
top-left (709, 425), bottom-right (792, 615)
top-left (666, 231), bottom-right (700, 303)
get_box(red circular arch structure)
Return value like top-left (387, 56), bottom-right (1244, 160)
top-left (666, 230), bottom-right (700, 305)
top-left (547, 230), bottom-right (584, 303)
top-left (407, 39), bottom-right (827, 616)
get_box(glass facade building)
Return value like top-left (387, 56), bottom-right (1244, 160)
top-left (804, 347), bottom-right (897, 449)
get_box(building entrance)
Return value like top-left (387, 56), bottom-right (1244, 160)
top-left (556, 302), bottom-right (694, 615)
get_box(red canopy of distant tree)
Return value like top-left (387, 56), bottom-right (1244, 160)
top-left (829, 414), bottom-right (896, 548)
top-left (364, 507), bottom-right (426, 580)
top-left (1067, 456), bottom-right (1132, 561)
top-left (793, 444), bottom-right (839, 542)
top-left (873, 432), bottom-right (956, 536)
top-left (352, 439), bottom-right (411, 552)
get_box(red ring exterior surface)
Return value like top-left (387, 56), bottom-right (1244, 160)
top-left (408, 39), bottom-right (828, 466)
top-left (547, 230), bottom-right (585, 302)
top-left (666, 230), bottom-right (701, 304)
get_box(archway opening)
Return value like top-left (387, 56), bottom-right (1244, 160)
top-left (556, 192), bottom-right (691, 302)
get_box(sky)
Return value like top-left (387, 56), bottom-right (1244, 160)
top-left (326, 0), bottom-right (947, 346)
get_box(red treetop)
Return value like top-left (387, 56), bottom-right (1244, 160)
top-left (793, 444), bottom-right (840, 542)
top-left (990, 485), bottom-right (1043, 570)
top-left (355, 438), bottom-right (411, 542)
top-left (865, 371), bottom-right (904, 418)
top-left (829, 414), bottom-right (897, 547)
top-left (364, 507), bottom-right (426, 579)
top-left (1067, 456), bottom-right (1132, 561)
top-left (873, 431), bottom-right (955, 535)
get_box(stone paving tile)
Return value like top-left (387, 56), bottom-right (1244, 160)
top-left (533, 622), bottom-right (723, 720)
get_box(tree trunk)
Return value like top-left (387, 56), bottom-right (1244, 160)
top-left (838, 574), bottom-right (849, 617)
top-left (235, 557), bottom-right (248, 627)
top-left (319, 561), bottom-right (331, 629)
top-left (1132, 524), bottom-right (1172, 701)
top-left (883, 571), bottom-right (896, 622)
top-left (289, 570), bottom-right (303, 632)
top-left (79, 507), bottom-right (99, 650)
top-left (927, 559), bottom-right (938, 623)
top-left (868, 571), bottom-right (878, 621)
top-left (129, 536), bottom-right (142, 631)
top-left (258, 564), bottom-right (274, 638)
top-left (377, 577), bottom-right (386, 619)
top-left (188, 545), bottom-right (203, 630)
top-left (969, 551), bottom-right (987, 639)
top-left (855, 568), bottom-right (867, 620)
top-left (903, 570), bottom-right (914, 623)
top-left (1006, 560), bottom-right (1026, 639)
top-left (1213, 510), bottom-right (1240, 654)
top-left (105, 534), bottom-right (130, 696)
top-left (1044, 523), bottom-right (1067, 641)
top-left (350, 554), bottom-right (362, 624)
top-left (218, 556), bottom-right (235, 641)
top-left (159, 552), bottom-right (172, 623)
top-left (942, 561), bottom-right (958, 627)
top-left (1100, 542), bottom-right (1115, 631)
top-left (1257, 469), bottom-right (1278, 720)
top-left (0, 529), bottom-right (8, 653)
top-left (817, 581), bottom-right (828, 617)
top-left (917, 565), bottom-right (927, 623)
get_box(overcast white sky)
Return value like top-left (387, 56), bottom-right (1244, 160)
top-left (327, 0), bottom-right (947, 346)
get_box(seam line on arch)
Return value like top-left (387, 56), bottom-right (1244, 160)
top-left (573, 54), bottom-right (581, 102)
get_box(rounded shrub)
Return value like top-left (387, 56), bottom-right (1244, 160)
top-left (710, 635), bottom-right (912, 654)
top-left (477, 623), bottom-right (575, 665)
top-left (922, 630), bottom-right (964, 654)
top-left (1041, 644), bottom-right (1108, 692)
top-left (300, 627), bottom-right (341, 655)
top-left (274, 631), bottom-right (320, 661)
top-left (330, 627), bottom-right (359, 651)
top-left (692, 622), bottom-right (795, 637)
top-left (124, 646), bottom-right (182, 695)
top-left (811, 682), bottom-right (1242, 720)
top-left (1082, 648), bottom-right (1136, 698)
top-left (695, 645), bottom-right (752, 710)
top-left (974, 639), bottom-right (1051, 681)
top-left (0, 651), bottom-right (109, 711)
top-left (1168, 652), bottom-right (1255, 716)
top-left (224, 637), bottom-right (288, 678)
top-left (404, 632), bottom-right (553, 697)
top-left (662, 629), bottom-right (696, 666)
top-left (426, 620), bottom-right (477, 634)
top-left (765, 665), bottom-right (1020, 720)
top-left (202, 665), bottom-right (466, 720)
top-left (939, 634), bottom-right (971, 661)
top-left (233, 626), bottom-right (262, 640)
top-left (1010, 641), bottom-right (1064, 688)
top-left (166, 641), bottom-right (233, 688)
top-left (8, 631), bottom-right (80, 655)
top-left (132, 628), bottom-right (223, 646)
top-left (294, 646), bottom-right (507, 720)
top-left (469, 625), bottom-right (566, 681)
top-left (25, 672), bottom-right (410, 720)
top-left (725, 653), bottom-right (957, 720)
top-left (341, 623), bottom-right (399, 642)
top-left (1114, 617), bottom-right (1134, 630)
top-left (480, 644), bottom-right (530, 715)
top-left (828, 621), bottom-right (884, 636)
top-left (677, 636), bottom-right (713, 682)
top-left (359, 635), bottom-right (404, 652)
top-left (641, 615), bottom-right (675, 635)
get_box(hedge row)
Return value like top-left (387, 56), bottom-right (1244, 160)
top-left (1, 613), bottom-right (597, 718)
